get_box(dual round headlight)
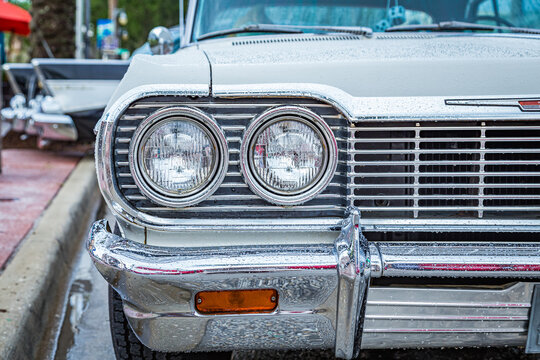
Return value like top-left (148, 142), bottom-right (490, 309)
top-left (129, 106), bottom-right (337, 207)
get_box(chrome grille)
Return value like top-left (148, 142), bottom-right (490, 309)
top-left (350, 121), bottom-right (540, 219)
top-left (113, 96), bottom-right (348, 219)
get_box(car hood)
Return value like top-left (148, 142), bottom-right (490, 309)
top-left (200, 33), bottom-right (540, 97)
top-left (107, 33), bottom-right (540, 110)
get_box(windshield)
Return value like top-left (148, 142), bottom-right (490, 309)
top-left (192, 0), bottom-right (540, 41)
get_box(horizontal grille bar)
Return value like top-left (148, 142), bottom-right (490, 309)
top-left (126, 193), bottom-right (345, 201)
top-left (351, 160), bottom-right (540, 166)
top-left (351, 183), bottom-right (540, 189)
top-left (351, 149), bottom-right (540, 154)
top-left (131, 102), bottom-right (334, 109)
top-left (350, 195), bottom-right (540, 200)
top-left (139, 205), bottom-right (347, 212)
top-left (352, 206), bottom-right (540, 211)
top-left (351, 126), bottom-right (540, 131)
top-left (352, 137), bottom-right (540, 143)
top-left (349, 172), bottom-right (540, 177)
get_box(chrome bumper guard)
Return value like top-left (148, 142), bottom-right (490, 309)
top-left (87, 211), bottom-right (540, 357)
top-left (31, 113), bottom-right (78, 142)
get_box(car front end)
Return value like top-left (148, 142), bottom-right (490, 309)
top-left (87, 0), bottom-right (540, 358)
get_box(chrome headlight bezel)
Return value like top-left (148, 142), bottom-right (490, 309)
top-left (240, 106), bottom-right (338, 206)
top-left (129, 106), bottom-right (228, 208)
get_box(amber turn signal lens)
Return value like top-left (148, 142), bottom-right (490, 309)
top-left (195, 289), bottom-right (278, 315)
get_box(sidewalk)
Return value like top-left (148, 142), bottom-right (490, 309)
top-left (0, 149), bottom-right (81, 269)
top-left (0, 151), bottom-right (100, 360)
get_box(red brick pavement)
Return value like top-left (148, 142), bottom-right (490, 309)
top-left (0, 149), bottom-right (81, 269)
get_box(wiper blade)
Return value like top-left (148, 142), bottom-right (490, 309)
top-left (197, 24), bottom-right (373, 41)
top-left (197, 24), bottom-right (303, 41)
top-left (288, 25), bottom-right (373, 37)
top-left (385, 21), bottom-right (540, 35)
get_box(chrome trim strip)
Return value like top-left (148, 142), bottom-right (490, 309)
top-left (138, 204), bottom-right (347, 212)
top-left (351, 160), bottom-right (540, 166)
top-left (370, 242), bottom-right (540, 278)
top-left (352, 183), bottom-right (540, 188)
top-left (133, 102), bottom-right (333, 109)
top-left (351, 148), bottom-right (540, 154)
top-left (127, 193), bottom-right (345, 202)
top-left (352, 137), bottom-right (540, 142)
top-left (364, 314), bottom-right (529, 321)
top-left (213, 84), bottom-right (540, 121)
top-left (360, 218), bottom-right (540, 232)
top-left (446, 97), bottom-right (540, 112)
top-left (351, 125), bottom-right (540, 131)
top-left (348, 172), bottom-right (540, 177)
top-left (446, 98), bottom-right (522, 107)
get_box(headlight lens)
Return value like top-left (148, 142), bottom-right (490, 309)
top-left (241, 106), bottom-right (338, 206)
top-left (250, 120), bottom-right (325, 194)
top-left (140, 119), bottom-right (217, 196)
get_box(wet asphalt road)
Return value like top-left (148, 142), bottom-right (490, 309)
top-left (53, 242), bottom-right (115, 360)
top-left (51, 242), bottom-right (540, 360)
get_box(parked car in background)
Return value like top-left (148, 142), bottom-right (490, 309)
top-left (30, 58), bottom-right (130, 145)
top-left (88, 0), bottom-right (540, 359)
top-left (0, 26), bottom-right (179, 147)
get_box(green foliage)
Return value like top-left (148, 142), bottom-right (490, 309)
top-left (7, 0), bottom-right (31, 11)
top-left (90, 0), bottom-right (182, 52)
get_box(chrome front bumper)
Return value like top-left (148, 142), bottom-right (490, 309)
top-left (87, 212), bottom-right (540, 357)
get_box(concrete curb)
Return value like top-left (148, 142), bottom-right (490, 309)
top-left (0, 157), bottom-right (101, 360)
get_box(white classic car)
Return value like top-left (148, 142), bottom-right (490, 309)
top-left (88, 0), bottom-right (540, 359)
top-left (1, 60), bottom-right (129, 146)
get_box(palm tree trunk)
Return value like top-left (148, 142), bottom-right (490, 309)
top-left (30, 0), bottom-right (76, 58)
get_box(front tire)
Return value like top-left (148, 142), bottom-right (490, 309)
top-left (108, 286), bottom-right (231, 360)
